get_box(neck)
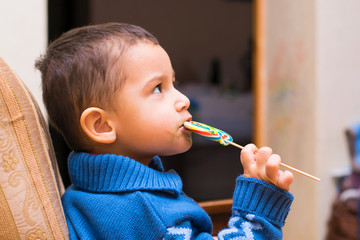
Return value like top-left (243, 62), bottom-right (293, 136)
top-left (133, 156), bottom-right (153, 166)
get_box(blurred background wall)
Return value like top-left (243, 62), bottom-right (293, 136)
top-left (264, 0), bottom-right (360, 239)
top-left (0, 0), bottom-right (47, 116)
top-left (91, 0), bottom-right (253, 91)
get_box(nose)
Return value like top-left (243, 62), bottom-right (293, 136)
top-left (174, 89), bottom-right (190, 112)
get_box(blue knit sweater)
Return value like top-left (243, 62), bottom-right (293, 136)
top-left (62, 152), bottom-right (293, 239)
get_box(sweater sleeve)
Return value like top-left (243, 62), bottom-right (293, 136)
top-left (162, 176), bottom-right (294, 240)
top-left (217, 176), bottom-right (294, 240)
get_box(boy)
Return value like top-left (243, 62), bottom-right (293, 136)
top-left (36, 22), bottom-right (294, 239)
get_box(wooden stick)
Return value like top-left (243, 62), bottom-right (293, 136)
top-left (279, 163), bottom-right (320, 182)
top-left (224, 140), bottom-right (320, 182)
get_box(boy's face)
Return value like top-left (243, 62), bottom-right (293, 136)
top-left (109, 42), bottom-right (192, 164)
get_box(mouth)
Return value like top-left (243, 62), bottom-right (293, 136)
top-left (180, 116), bottom-right (192, 129)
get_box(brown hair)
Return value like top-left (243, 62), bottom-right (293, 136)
top-left (35, 22), bottom-right (159, 151)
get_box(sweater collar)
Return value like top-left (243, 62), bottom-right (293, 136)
top-left (68, 152), bottom-right (182, 195)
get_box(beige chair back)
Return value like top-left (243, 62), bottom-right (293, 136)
top-left (0, 57), bottom-right (68, 239)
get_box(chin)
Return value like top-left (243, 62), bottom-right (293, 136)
top-left (178, 140), bottom-right (193, 154)
top-left (162, 141), bottom-right (192, 156)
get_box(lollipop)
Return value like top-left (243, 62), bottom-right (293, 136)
top-left (183, 121), bottom-right (233, 146)
top-left (184, 120), bottom-right (320, 182)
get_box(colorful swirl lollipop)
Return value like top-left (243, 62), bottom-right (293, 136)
top-left (184, 120), bottom-right (320, 182)
top-left (183, 121), bottom-right (233, 146)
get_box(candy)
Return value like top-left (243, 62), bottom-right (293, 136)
top-left (183, 121), bottom-right (233, 146)
top-left (184, 120), bottom-right (320, 182)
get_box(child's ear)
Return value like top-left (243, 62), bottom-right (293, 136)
top-left (80, 107), bottom-right (116, 144)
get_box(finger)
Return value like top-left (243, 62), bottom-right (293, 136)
top-left (256, 147), bottom-right (273, 168)
top-left (265, 154), bottom-right (281, 183)
top-left (240, 143), bottom-right (258, 167)
top-left (241, 144), bottom-right (258, 177)
top-left (277, 170), bottom-right (294, 191)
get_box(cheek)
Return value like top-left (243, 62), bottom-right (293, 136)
top-left (120, 100), bottom-right (176, 137)
top-left (128, 116), bottom-right (166, 140)
top-left (139, 109), bottom-right (174, 131)
top-left (142, 121), bottom-right (176, 145)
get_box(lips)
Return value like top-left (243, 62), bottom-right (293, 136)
top-left (180, 116), bottom-right (192, 129)
top-left (184, 116), bottom-right (192, 125)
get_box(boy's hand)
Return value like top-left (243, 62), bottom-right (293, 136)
top-left (241, 144), bottom-right (294, 191)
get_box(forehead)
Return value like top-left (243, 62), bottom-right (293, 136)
top-left (119, 42), bottom-right (173, 80)
top-left (122, 42), bottom-right (169, 63)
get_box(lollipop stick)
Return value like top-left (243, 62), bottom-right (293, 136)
top-left (279, 163), bottom-right (320, 182)
top-left (225, 141), bottom-right (245, 150)
top-left (224, 140), bottom-right (320, 182)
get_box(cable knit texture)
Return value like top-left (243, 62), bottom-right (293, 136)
top-left (62, 152), bottom-right (294, 239)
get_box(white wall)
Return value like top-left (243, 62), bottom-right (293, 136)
top-left (316, 0), bottom-right (360, 238)
top-left (265, 1), bottom-right (317, 239)
top-left (264, 1), bottom-right (360, 239)
top-left (0, 0), bottom-right (47, 116)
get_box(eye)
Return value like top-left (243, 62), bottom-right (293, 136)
top-left (153, 84), bottom-right (162, 94)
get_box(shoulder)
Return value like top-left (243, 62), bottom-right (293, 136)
top-left (62, 188), bottom-right (169, 239)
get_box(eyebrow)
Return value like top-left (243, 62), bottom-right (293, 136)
top-left (144, 70), bottom-right (175, 87)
